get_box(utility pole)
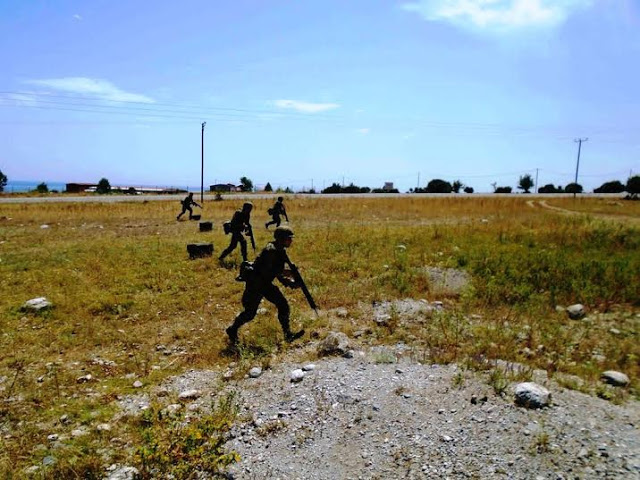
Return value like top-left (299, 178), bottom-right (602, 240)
top-left (535, 168), bottom-right (539, 194)
top-left (200, 122), bottom-right (206, 203)
top-left (417, 172), bottom-right (420, 190)
top-left (574, 138), bottom-right (588, 186)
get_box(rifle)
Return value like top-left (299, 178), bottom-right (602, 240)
top-left (246, 225), bottom-right (256, 251)
top-left (284, 255), bottom-right (318, 315)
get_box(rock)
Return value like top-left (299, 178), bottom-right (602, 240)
top-left (162, 404), bottom-right (182, 415)
top-left (47, 434), bottom-right (58, 441)
top-left (21, 297), bottom-right (52, 312)
top-left (318, 331), bottom-right (350, 356)
top-left (71, 428), bottom-right (89, 438)
top-left (42, 456), bottom-right (56, 466)
top-left (40, 224), bottom-right (49, 229)
top-left (514, 382), bottom-right (551, 409)
top-left (335, 307), bottom-right (349, 318)
top-left (566, 304), bottom-right (585, 320)
top-left (104, 465), bottom-right (140, 480)
top-left (249, 367), bottom-right (262, 378)
top-left (290, 369), bottom-right (305, 383)
top-left (132, 380), bottom-right (143, 388)
top-left (76, 374), bottom-right (93, 383)
top-left (302, 364), bottom-right (316, 371)
top-left (96, 423), bottom-right (111, 432)
top-left (178, 389), bottom-right (202, 400)
top-left (601, 371), bottom-right (630, 387)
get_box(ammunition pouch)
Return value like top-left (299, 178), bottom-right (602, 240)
top-left (268, 208), bottom-right (274, 215)
top-left (223, 221), bottom-right (231, 235)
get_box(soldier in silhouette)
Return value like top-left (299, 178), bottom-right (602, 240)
top-left (219, 202), bottom-right (253, 262)
top-left (176, 192), bottom-right (201, 220)
top-left (265, 196), bottom-right (289, 229)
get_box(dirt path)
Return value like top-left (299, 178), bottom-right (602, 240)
top-left (528, 200), bottom-right (640, 226)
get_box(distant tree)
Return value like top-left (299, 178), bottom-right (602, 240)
top-left (517, 174), bottom-right (534, 193)
top-left (594, 180), bottom-right (625, 193)
top-left (463, 186), bottom-right (474, 194)
top-left (239, 176), bottom-right (253, 192)
top-left (96, 178), bottom-right (111, 194)
top-left (284, 187), bottom-right (293, 194)
top-left (36, 182), bottom-right (49, 193)
top-left (565, 183), bottom-right (583, 194)
top-left (452, 180), bottom-right (464, 193)
top-left (426, 179), bottom-right (452, 193)
top-left (127, 187), bottom-right (137, 195)
top-left (321, 182), bottom-right (370, 194)
top-left (0, 170), bottom-right (7, 192)
top-left (538, 184), bottom-right (562, 194)
top-left (264, 182), bottom-right (273, 192)
top-left (495, 186), bottom-right (512, 194)
top-left (322, 182), bottom-right (343, 194)
top-left (626, 175), bottom-right (640, 199)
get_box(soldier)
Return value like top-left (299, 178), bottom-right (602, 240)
top-left (265, 196), bottom-right (289, 229)
top-left (219, 202), bottom-right (253, 262)
top-left (226, 225), bottom-right (305, 345)
top-left (176, 192), bottom-right (201, 220)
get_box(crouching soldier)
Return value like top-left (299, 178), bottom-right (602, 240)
top-left (226, 226), bottom-right (305, 345)
top-left (219, 202), bottom-right (253, 262)
top-left (176, 192), bottom-right (201, 220)
top-left (265, 196), bottom-right (289, 229)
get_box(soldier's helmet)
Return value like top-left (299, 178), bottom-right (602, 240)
top-left (277, 196), bottom-right (284, 202)
top-left (242, 202), bottom-right (253, 211)
top-left (274, 225), bottom-right (294, 241)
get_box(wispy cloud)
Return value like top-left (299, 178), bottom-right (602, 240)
top-left (273, 99), bottom-right (340, 113)
top-left (73, 14), bottom-right (82, 21)
top-left (357, 128), bottom-right (370, 135)
top-left (26, 77), bottom-right (154, 103)
top-left (401, 0), bottom-right (593, 31)
top-left (1, 93), bottom-right (39, 106)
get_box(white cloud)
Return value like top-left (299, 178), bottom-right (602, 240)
top-left (401, 0), bottom-right (593, 31)
top-left (1, 93), bottom-right (39, 106)
top-left (26, 77), bottom-right (154, 103)
top-left (357, 128), bottom-right (370, 135)
top-left (273, 99), bottom-right (340, 113)
top-left (73, 14), bottom-right (82, 21)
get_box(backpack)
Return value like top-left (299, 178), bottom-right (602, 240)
top-left (236, 261), bottom-right (255, 282)
top-left (267, 207), bottom-right (274, 215)
top-left (223, 221), bottom-right (231, 234)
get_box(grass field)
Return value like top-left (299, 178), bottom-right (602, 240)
top-left (1, 195), bottom-right (638, 477)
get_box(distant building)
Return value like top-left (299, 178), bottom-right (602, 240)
top-left (383, 182), bottom-right (394, 192)
top-left (210, 183), bottom-right (241, 192)
top-left (65, 182), bottom-right (97, 193)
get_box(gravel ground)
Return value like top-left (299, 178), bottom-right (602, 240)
top-left (141, 342), bottom-right (639, 480)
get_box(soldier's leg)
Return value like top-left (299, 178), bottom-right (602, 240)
top-left (263, 285), bottom-right (304, 342)
top-left (226, 285), bottom-right (262, 343)
top-left (239, 235), bottom-right (248, 261)
top-left (177, 206), bottom-right (186, 220)
top-left (275, 214), bottom-right (281, 227)
top-left (219, 234), bottom-right (240, 260)
top-left (187, 206), bottom-right (193, 219)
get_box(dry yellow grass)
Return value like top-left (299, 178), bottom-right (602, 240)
top-left (0, 194), bottom-right (638, 475)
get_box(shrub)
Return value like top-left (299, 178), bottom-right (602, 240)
top-left (96, 178), bottom-right (111, 194)
top-left (594, 180), bottom-right (625, 194)
top-left (565, 183), bottom-right (583, 194)
top-left (426, 179), bottom-right (452, 193)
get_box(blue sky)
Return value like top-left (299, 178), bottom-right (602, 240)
top-left (0, 0), bottom-right (638, 192)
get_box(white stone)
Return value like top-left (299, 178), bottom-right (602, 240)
top-left (249, 367), bottom-right (262, 378)
top-left (302, 364), bottom-right (316, 371)
top-left (566, 304), bottom-right (586, 320)
top-left (22, 297), bottom-right (52, 312)
top-left (290, 369), bottom-right (305, 383)
top-left (601, 371), bottom-right (630, 387)
top-left (514, 382), bottom-right (551, 409)
top-left (178, 389), bottom-right (202, 400)
top-left (132, 380), bottom-right (143, 388)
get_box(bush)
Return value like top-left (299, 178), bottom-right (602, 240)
top-left (518, 174), bottom-right (534, 193)
top-left (36, 182), bottom-right (48, 193)
top-left (565, 183), bottom-right (583, 194)
top-left (96, 178), bottom-right (111, 194)
top-left (495, 186), bottom-right (512, 194)
top-left (594, 180), bottom-right (625, 194)
top-left (426, 179), bottom-right (452, 193)
top-left (0, 170), bottom-right (7, 192)
top-left (538, 184), bottom-right (562, 194)
top-left (464, 186), bottom-right (474, 194)
top-left (626, 175), bottom-right (640, 199)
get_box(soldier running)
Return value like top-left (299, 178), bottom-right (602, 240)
top-left (219, 202), bottom-right (253, 262)
top-left (226, 226), bottom-right (305, 345)
top-left (176, 192), bottom-right (201, 220)
top-left (265, 196), bottom-right (289, 229)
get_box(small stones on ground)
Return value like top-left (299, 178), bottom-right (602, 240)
top-left (47, 434), bottom-right (59, 441)
top-left (42, 456), bottom-right (56, 466)
top-left (104, 465), bottom-right (140, 480)
top-left (178, 389), bottom-right (202, 400)
top-left (132, 380), bottom-right (143, 388)
top-left (514, 382), bottom-right (551, 409)
top-left (290, 369), bottom-right (305, 383)
top-left (566, 304), bottom-right (586, 320)
top-left (335, 307), bottom-right (349, 318)
top-left (601, 370), bottom-right (630, 387)
top-left (249, 367), bottom-right (262, 378)
top-left (302, 364), bottom-right (316, 371)
top-left (21, 297), bottom-right (52, 312)
top-left (96, 423), bottom-right (111, 432)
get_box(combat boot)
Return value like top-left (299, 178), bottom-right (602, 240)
top-left (285, 329), bottom-right (305, 343)
top-left (225, 325), bottom-right (238, 344)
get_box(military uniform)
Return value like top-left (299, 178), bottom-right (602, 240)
top-left (265, 197), bottom-right (288, 229)
top-left (226, 226), bottom-right (304, 344)
top-left (219, 203), bottom-right (252, 262)
top-left (177, 193), bottom-right (200, 220)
